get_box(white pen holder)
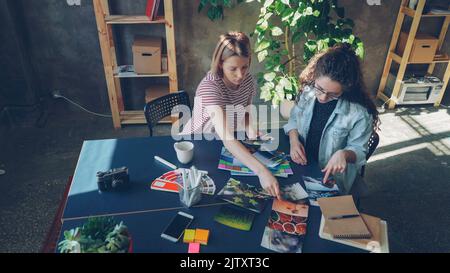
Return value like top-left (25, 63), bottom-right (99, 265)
top-left (178, 184), bottom-right (202, 208)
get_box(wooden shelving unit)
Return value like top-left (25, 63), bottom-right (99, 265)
top-left (377, 0), bottom-right (450, 109)
top-left (93, 0), bottom-right (178, 129)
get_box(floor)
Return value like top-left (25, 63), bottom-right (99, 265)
top-left (0, 99), bottom-right (449, 253)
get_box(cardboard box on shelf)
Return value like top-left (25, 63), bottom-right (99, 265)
top-left (397, 32), bottom-right (439, 63)
top-left (132, 36), bottom-right (162, 74)
top-left (145, 84), bottom-right (169, 103)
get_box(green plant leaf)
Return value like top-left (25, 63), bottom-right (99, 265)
top-left (264, 72), bottom-right (276, 82)
top-left (258, 50), bottom-right (269, 62)
top-left (264, 0), bottom-right (274, 8)
top-left (271, 26), bottom-right (283, 36)
top-left (256, 40), bottom-right (270, 52)
top-left (281, 9), bottom-right (294, 21)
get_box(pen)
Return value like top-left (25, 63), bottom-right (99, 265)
top-left (328, 214), bottom-right (360, 220)
top-left (154, 156), bottom-right (177, 170)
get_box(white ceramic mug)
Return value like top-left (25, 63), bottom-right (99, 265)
top-left (174, 141), bottom-right (194, 164)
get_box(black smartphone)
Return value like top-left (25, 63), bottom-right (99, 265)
top-left (161, 211), bottom-right (194, 242)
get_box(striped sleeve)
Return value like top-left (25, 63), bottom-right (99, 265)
top-left (247, 76), bottom-right (257, 105)
top-left (196, 78), bottom-right (224, 107)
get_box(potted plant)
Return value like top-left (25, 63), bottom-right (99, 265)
top-left (197, 1), bottom-right (364, 118)
top-left (58, 217), bottom-right (132, 253)
top-left (252, 0), bottom-right (364, 113)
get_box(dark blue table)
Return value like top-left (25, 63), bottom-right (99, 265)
top-left (59, 132), bottom-right (364, 253)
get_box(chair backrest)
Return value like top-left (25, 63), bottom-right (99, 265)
top-left (366, 131), bottom-right (380, 160)
top-left (360, 131), bottom-right (380, 177)
top-left (144, 91), bottom-right (190, 136)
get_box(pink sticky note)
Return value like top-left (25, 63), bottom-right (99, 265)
top-left (188, 243), bottom-right (200, 253)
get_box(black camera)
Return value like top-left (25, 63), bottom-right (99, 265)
top-left (96, 167), bottom-right (130, 192)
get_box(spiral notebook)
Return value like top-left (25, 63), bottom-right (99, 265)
top-left (317, 195), bottom-right (371, 239)
top-left (319, 213), bottom-right (389, 253)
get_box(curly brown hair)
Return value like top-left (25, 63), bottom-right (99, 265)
top-left (299, 43), bottom-right (379, 130)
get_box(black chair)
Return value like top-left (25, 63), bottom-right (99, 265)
top-left (144, 91), bottom-right (190, 136)
top-left (361, 131), bottom-right (380, 177)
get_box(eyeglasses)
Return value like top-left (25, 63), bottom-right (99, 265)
top-left (304, 84), bottom-right (342, 101)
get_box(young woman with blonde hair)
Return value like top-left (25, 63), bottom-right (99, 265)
top-left (183, 31), bottom-right (281, 199)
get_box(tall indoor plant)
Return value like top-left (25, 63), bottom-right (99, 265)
top-left (251, 0), bottom-right (364, 109)
top-left (198, 0), bottom-right (364, 113)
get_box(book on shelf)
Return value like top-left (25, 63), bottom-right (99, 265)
top-left (146, 0), bottom-right (161, 20)
top-left (153, 0), bottom-right (161, 20)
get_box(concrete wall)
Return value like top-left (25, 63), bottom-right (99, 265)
top-left (1, 0), bottom-right (449, 116)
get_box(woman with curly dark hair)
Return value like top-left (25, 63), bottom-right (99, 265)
top-left (284, 43), bottom-right (379, 195)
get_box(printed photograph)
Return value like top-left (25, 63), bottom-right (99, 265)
top-left (306, 190), bottom-right (340, 206)
top-left (272, 199), bottom-right (309, 217)
top-left (280, 183), bottom-right (309, 203)
top-left (267, 210), bottom-right (307, 236)
top-left (214, 205), bottom-right (255, 231)
top-left (303, 175), bottom-right (339, 192)
top-left (260, 226), bottom-right (304, 253)
top-left (217, 178), bottom-right (271, 213)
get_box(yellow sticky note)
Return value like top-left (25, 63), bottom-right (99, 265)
top-left (183, 229), bottom-right (196, 243)
top-left (195, 229), bottom-right (210, 245)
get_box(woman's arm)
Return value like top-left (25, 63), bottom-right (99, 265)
top-left (245, 110), bottom-right (258, 140)
top-left (206, 105), bottom-right (281, 199)
top-left (284, 96), bottom-right (307, 165)
top-left (245, 81), bottom-right (258, 139)
top-left (322, 115), bottom-right (373, 182)
top-left (288, 129), bottom-right (307, 165)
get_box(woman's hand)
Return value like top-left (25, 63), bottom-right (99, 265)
top-left (258, 170), bottom-right (281, 200)
top-left (290, 139), bottom-right (307, 165)
top-left (321, 150), bottom-right (347, 183)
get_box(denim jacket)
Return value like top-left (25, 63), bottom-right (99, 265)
top-left (283, 90), bottom-right (374, 194)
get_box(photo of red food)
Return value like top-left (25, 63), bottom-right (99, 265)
top-left (268, 221), bottom-right (284, 232)
top-left (283, 222), bottom-right (296, 234)
top-left (292, 216), bottom-right (307, 223)
top-left (295, 223), bottom-right (307, 235)
top-left (279, 213), bottom-right (292, 223)
top-left (267, 210), bottom-right (308, 236)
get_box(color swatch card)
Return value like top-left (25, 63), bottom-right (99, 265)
top-left (218, 147), bottom-right (293, 178)
top-left (151, 169), bottom-right (216, 195)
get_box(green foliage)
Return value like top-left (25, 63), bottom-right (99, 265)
top-left (252, 0), bottom-right (364, 106)
top-left (197, 0), bottom-right (364, 106)
top-left (198, 0), bottom-right (245, 21)
top-left (58, 217), bottom-right (131, 253)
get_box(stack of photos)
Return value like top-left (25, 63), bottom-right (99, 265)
top-left (241, 134), bottom-right (274, 148)
top-left (302, 176), bottom-right (340, 206)
top-left (214, 205), bottom-right (256, 231)
top-left (216, 178), bottom-right (272, 213)
top-left (218, 147), bottom-right (293, 178)
top-left (261, 183), bottom-right (310, 253)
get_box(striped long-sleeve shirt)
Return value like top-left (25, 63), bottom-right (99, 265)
top-left (182, 71), bottom-right (256, 135)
